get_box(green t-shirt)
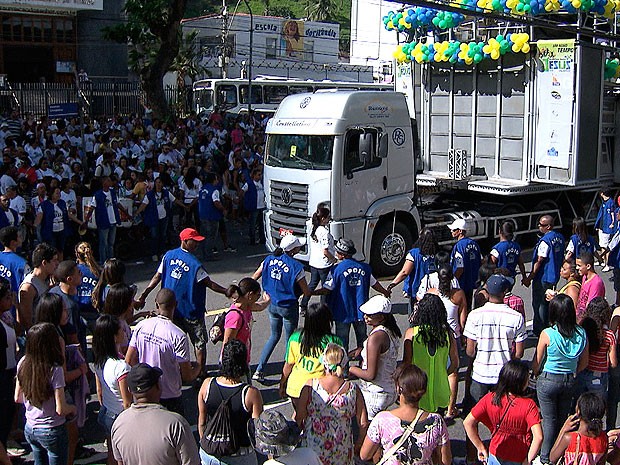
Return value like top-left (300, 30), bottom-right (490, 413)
top-left (285, 331), bottom-right (342, 398)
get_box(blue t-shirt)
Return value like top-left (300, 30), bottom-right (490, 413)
top-left (325, 258), bottom-right (374, 323)
top-left (0, 250), bottom-right (29, 294)
top-left (76, 263), bottom-right (98, 312)
top-left (402, 248), bottom-right (434, 297)
top-left (491, 240), bottom-right (522, 277)
top-left (451, 237), bottom-right (482, 293)
top-left (261, 253), bottom-right (304, 309)
top-left (595, 198), bottom-right (615, 233)
top-left (160, 247), bottom-right (209, 320)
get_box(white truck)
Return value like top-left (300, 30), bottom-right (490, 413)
top-left (262, 40), bottom-right (619, 276)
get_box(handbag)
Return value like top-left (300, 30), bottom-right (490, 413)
top-left (376, 408), bottom-right (425, 465)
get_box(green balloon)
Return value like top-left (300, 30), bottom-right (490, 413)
top-left (474, 53), bottom-right (483, 62)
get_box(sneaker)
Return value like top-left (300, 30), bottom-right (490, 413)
top-left (212, 248), bottom-right (219, 255)
top-left (603, 265), bottom-right (611, 272)
top-left (151, 254), bottom-right (159, 262)
top-left (224, 246), bottom-right (237, 253)
top-left (252, 371), bottom-right (265, 382)
top-left (6, 440), bottom-right (27, 457)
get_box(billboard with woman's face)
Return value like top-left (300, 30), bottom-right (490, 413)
top-left (281, 20), bottom-right (304, 58)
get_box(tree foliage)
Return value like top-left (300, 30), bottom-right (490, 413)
top-left (103, 0), bottom-right (188, 120)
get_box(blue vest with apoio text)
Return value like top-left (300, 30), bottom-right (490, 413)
top-left (492, 240), bottom-right (522, 277)
top-left (143, 189), bottom-right (171, 227)
top-left (532, 230), bottom-right (565, 284)
top-left (451, 237), bottom-right (481, 292)
top-left (76, 263), bottom-right (98, 311)
top-left (40, 199), bottom-right (68, 243)
top-left (568, 234), bottom-right (596, 258)
top-left (0, 251), bottom-right (27, 294)
top-left (198, 184), bottom-right (223, 221)
top-left (595, 198), bottom-right (615, 233)
top-left (243, 179), bottom-right (258, 212)
top-left (94, 189), bottom-right (120, 230)
top-left (327, 258), bottom-right (373, 324)
top-left (402, 248), bottom-right (434, 297)
top-left (0, 208), bottom-right (18, 229)
top-left (261, 253), bottom-right (304, 309)
top-left (161, 247), bottom-right (206, 319)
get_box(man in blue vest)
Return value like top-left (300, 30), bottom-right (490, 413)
top-left (198, 172), bottom-right (226, 261)
top-left (137, 228), bottom-right (227, 375)
top-left (522, 214), bottom-right (565, 335)
top-left (320, 238), bottom-right (390, 351)
top-left (449, 218), bottom-right (482, 309)
top-left (135, 177), bottom-right (186, 262)
top-left (84, 176), bottom-right (122, 263)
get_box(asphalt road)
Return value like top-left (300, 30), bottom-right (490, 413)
top-left (14, 225), bottom-right (620, 464)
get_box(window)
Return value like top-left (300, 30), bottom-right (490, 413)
top-left (216, 85), bottom-right (238, 107)
top-left (266, 37), bottom-right (277, 59)
top-left (344, 129), bottom-right (381, 174)
top-left (304, 40), bottom-right (314, 62)
top-left (264, 85), bottom-right (288, 104)
top-left (240, 85), bottom-right (263, 104)
top-left (289, 85), bottom-right (314, 94)
top-left (266, 134), bottom-right (333, 170)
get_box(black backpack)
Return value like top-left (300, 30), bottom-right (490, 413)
top-left (209, 308), bottom-right (243, 344)
top-left (200, 381), bottom-right (245, 457)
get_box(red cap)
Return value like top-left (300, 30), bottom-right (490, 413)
top-left (179, 228), bottom-right (205, 242)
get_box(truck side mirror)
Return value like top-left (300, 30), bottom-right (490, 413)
top-left (378, 133), bottom-right (388, 158)
top-left (359, 133), bottom-right (373, 165)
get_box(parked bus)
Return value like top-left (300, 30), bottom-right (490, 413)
top-left (192, 77), bottom-right (393, 116)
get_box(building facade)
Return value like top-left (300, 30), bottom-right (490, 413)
top-left (183, 13), bottom-right (372, 82)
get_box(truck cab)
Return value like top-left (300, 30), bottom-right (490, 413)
top-left (263, 90), bottom-right (421, 276)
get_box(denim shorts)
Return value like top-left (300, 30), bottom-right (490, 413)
top-left (97, 405), bottom-right (118, 434)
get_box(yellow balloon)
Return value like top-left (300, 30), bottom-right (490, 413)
top-left (512, 43), bottom-right (520, 52)
top-left (491, 49), bottom-right (500, 59)
top-left (522, 43), bottom-right (530, 53)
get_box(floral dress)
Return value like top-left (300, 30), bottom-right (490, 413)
top-left (302, 378), bottom-right (357, 465)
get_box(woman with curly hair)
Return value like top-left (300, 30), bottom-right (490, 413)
top-left (403, 293), bottom-right (459, 414)
top-left (577, 296), bottom-right (617, 399)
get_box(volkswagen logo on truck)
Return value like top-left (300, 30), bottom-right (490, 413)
top-left (300, 97), bottom-right (311, 108)
top-left (281, 187), bottom-right (293, 205)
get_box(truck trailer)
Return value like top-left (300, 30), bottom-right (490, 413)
top-left (262, 38), bottom-right (619, 276)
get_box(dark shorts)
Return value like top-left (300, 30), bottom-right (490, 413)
top-left (173, 315), bottom-right (207, 352)
top-left (614, 268), bottom-right (620, 293)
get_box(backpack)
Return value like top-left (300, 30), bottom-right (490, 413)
top-left (209, 308), bottom-right (244, 344)
top-left (200, 380), bottom-right (245, 457)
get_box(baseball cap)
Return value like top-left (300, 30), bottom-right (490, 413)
top-left (279, 234), bottom-right (306, 252)
top-left (447, 218), bottom-right (467, 231)
top-left (360, 295), bottom-right (392, 315)
top-left (334, 238), bottom-right (356, 256)
top-left (127, 363), bottom-right (162, 393)
top-left (179, 228), bottom-right (205, 242)
top-left (486, 274), bottom-right (515, 296)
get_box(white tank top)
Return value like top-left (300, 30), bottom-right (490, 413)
top-left (440, 293), bottom-right (461, 338)
top-left (361, 325), bottom-right (398, 394)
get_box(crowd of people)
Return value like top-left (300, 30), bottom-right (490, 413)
top-left (2, 107), bottom-right (620, 465)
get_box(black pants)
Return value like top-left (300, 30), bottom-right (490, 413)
top-left (0, 368), bottom-right (16, 446)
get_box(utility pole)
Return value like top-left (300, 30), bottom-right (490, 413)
top-left (242, 0), bottom-right (253, 114)
top-left (219, 0), bottom-right (229, 78)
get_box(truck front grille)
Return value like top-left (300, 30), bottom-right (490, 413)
top-left (269, 181), bottom-right (309, 248)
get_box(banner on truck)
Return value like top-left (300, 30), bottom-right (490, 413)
top-left (534, 39), bottom-right (575, 170)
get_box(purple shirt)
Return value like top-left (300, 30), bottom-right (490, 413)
top-left (19, 360), bottom-right (66, 428)
top-left (128, 315), bottom-right (189, 399)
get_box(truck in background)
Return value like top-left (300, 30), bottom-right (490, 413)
top-left (262, 39), bottom-right (619, 276)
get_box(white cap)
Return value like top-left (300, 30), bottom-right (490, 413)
top-left (360, 295), bottom-right (392, 315)
top-left (279, 234), bottom-right (306, 252)
top-left (447, 218), bottom-right (467, 231)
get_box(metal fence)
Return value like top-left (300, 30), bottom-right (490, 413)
top-left (0, 81), bottom-right (192, 119)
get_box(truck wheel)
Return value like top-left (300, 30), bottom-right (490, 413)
top-left (370, 220), bottom-right (413, 277)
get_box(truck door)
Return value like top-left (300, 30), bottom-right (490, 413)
top-left (339, 128), bottom-right (387, 220)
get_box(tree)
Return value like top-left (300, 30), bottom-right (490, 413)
top-left (103, 0), bottom-right (188, 120)
top-left (305, 0), bottom-right (335, 21)
top-left (169, 30), bottom-right (210, 113)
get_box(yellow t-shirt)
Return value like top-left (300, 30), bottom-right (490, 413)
top-left (285, 331), bottom-right (342, 398)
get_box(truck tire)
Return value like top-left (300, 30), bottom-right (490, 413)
top-left (370, 220), bottom-right (413, 277)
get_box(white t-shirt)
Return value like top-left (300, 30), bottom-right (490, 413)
top-left (179, 178), bottom-right (202, 203)
top-left (95, 358), bottom-right (131, 416)
top-left (142, 191), bottom-right (176, 220)
top-left (416, 272), bottom-right (460, 301)
top-left (308, 225), bottom-right (334, 270)
top-left (463, 302), bottom-right (527, 385)
top-left (10, 196), bottom-right (26, 224)
top-left (536, 241), bottom-right (550, 258)
top-left (1, 320), bottom-right (16, 370)
top-left (89, 191), bottom-right (117, 225)
top-left (52, 203), bottom-right (64, 232)
top-left (0, 174), bottom-right (16, 195)
top-left (60, 190), bottom-right (77, 214)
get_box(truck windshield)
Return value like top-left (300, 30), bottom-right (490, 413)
top-left (266, 135), bottom-right (333, 170)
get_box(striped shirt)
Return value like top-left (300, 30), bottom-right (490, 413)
top-left (463, 302), bottom-right (527, 385)
top-left (587, 329), bottom-right (616, 372)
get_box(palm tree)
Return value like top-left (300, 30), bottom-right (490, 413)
top-left (305, 0), bottom-right (335, 22)
top-left (169, 30), bottom-right (210, 114)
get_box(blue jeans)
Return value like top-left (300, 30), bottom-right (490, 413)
top-left (609, 362), bottom-right (620, 428)
top-left (247, 208), bottom-right (265, 244)
top-left (532, 281), bottom-right (554, 336)
top-left (536, 372), bottom-right (576, 462)
top-left (97, 405), bottom-right (118, 434)
top-left (200, 446), bottom-right (257, 465)
top-left (150, 217), bottom-right (168, 256)
top-left (98, 225), bottom-right (116, 263)
top-left (335, 320), bottom-right (367, 352)
top-left (575, 369), bottom-right (608, 399)
top-left (256, 304), bottom-right (299, 373)
top-left (25, 423), bottom-right (69, 465)
top-left (300, 266), bottom-right (330, 309)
